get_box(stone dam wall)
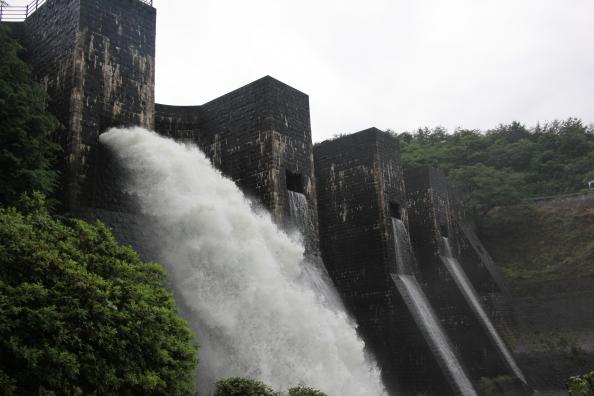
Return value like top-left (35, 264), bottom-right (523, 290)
top-left (2, 1), bottom-right (540, 394)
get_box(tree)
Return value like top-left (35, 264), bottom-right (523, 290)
top-left (213, 377), bottom-right (275, 396)
top-left (397, 119), bottom-right (594, 222)
top-left (0, 193), bottom-right (198, 395)
top-left (0, 26), bottom-right (60, 206)
top-left (288, 386), bottom-right (328, 396)
top-left (448, 164), bottom-right (524, 224)
top-left (212, 378), bottom-right (328, 396)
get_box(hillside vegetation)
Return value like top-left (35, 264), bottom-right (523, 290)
top-left (397, 121), bottom-right (594, 293)
top-left (397, 120), bottom-right (594, 223)
top-left (481, 203), bottom-right (594, 294)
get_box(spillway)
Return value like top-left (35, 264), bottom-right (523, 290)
top-left (391, 218), bottom-right (477, 395)
top-left (441, 237), bottom-right (527, 384)
top-left (100, 127), bottom-right (386, 396)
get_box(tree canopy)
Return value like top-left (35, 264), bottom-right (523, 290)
top-left (0, 193), bottom-right (198, 395)
top-left (0, 26), bottom-right (60, 206)
top-left (213, 377), bottom-right (328, 396)
top-left (397, 119), bottom-right (594, 220)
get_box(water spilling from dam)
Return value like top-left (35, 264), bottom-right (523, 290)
top-left (287, 191), bottom-right (344, 310)
top-left (391, 218), bottom-right (414, 275)
top-left (287, 191), bottom-right (316, 251)
top-left (391, 218), bottom-right (477, 396)
top-left (99, 127), bottom-right (386, 396)
top-left (441, 237), bottom-right (527, 384)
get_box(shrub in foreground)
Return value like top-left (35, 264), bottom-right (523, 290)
top-left (213, 377), bottom-right (274, 396)
top-left (0, 193), bottom-right (198, 395)
top-left (567, 371), bottom-right (594, 395)
top-left (288, 385), bottom-right (328, 396)
top-left (213, 377), bottom-right (328, 396)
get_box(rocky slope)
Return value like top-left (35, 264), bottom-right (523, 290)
top-left (481, 193), bottom-right (594, 393)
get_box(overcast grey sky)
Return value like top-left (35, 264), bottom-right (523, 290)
top-left (153, 0), bottom-right (594, 142)
top-left (8, 0), bottom-right (586, 140)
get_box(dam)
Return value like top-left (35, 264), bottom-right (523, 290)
top-left (2, 0), bottom-right (532, 394)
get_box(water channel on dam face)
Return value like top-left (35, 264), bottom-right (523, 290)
top-left (441, 237), bottom-right (527, 384)
top-left (392, 218), bottom-right (477, 396)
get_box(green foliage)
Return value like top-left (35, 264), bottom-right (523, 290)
top-left (398, 119), bottom-right (594, 221)
top-left (288, 385), bottom-right (327, 396)
top-left (567, 371), bottom-right (594, 395)
top-left (212, 378), bottom-right (328, 396)
top-left (0, 26), bottom-right (60, 206)
top-left (448, 164), bottom-right (524, 222)
top-left (479, 375), bottom-right (514, 396)
top-left (0, 193), bottom-right (198, 395)
top-left (482, 203), bottom-right (594, 293)
top-left (213, 377), bottom-right (275, 396)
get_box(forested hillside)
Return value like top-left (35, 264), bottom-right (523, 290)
top-left (396, 120), bottom-right (594, 222)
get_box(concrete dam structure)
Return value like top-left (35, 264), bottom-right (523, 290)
top-left (3, 0), bottom-right (533, 394)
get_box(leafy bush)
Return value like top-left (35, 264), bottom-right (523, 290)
top-left (0, 193), bottom-right (198, 395)
top-left (212, 378), bottom-right (328, 396)
top-left (567, 371), bottom-right (594, 396)
top-left (213, 377), bottom-right (274, 396)
top-left (0, 26), bottom-right (60, 206)
top-left (288, 385), bottom-right (328, 396)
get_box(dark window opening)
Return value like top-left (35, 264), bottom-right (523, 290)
top-left (440, 224), bottom-right (449, 238)
top-left (286, 170), bottom-right (304, 193)
top-left (389, 202), bottom-right (402, 219)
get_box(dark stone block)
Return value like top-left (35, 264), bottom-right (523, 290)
top-left (405, 166), bottom-right (531, 393)
top-left (155, 76), bottom-right (320, 252)
top-left (314, 129), bottom-right (453, 395)
top-left (11, 0), bottom-right (156, 210)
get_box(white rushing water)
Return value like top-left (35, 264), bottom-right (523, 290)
top-left (100, 127), bottom-right (386, 396)
top-left (287, 191), bottom-right (345, 311)
top-left (394, 274), bottom-right (477, 396)
top-left (287, 191), bottom-right (316, 250)
top-left (390, 219), bottom-right (476, 396)
top-left (441, 237), bottom-right (527, 384)
top-left (391, 218), bottom-right (414, 275)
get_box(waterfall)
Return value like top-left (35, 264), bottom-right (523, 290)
top-left (287, 191), bottom-right (316, 251)
top-left (391, 218), bottom-right (414, 274)
top-left (441, 237), bottom-right (527, 384)
top-left (287, 190), bottom-right (344, 310)
top-left (99, 127), bottom-right (386, 396)
top-left (391, 218), bottom-right (477, 396)
top-left (393, 275), bottom-right (477, 396)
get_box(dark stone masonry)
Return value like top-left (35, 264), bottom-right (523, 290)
top-left (314, 129), bottom-right (451, 395)
top-left (3, 1), bottom-right (539, 394)
top-left (155, 76), bottom-right (319, 243)
top-left (7, 0), bottom-right (156, 210)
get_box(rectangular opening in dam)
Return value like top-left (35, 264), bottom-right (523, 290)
top-left (390, 202), bottom-right (402, 219)
top-left (286, 169), bottom-right (304, 193)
